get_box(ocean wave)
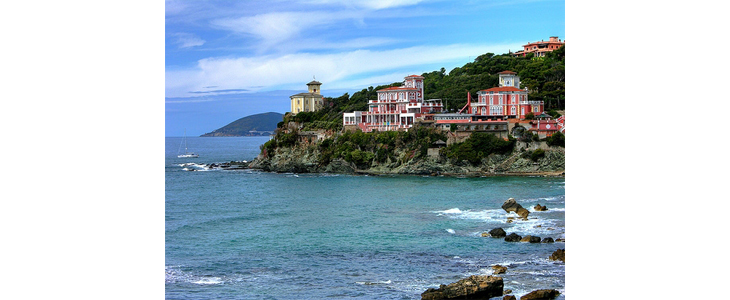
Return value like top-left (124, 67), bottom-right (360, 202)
top-left (355, 280), bottom-right (392, 285)
top-left (446, 229), bottom-right (455, 234)
top-left (166, 266), bottom-right (224, 285)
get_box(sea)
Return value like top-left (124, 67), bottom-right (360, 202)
top-left (165, 136), bottom-right (565, 300)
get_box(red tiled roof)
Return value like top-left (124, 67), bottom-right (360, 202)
top-left (377, 86), bottom-right (419, 92)
top-left (498, 71), bottom-right (516, 74)
top-left (405, 75), bottom-right (424, 78)
top-left (479, 86), bottom-right (525, 92)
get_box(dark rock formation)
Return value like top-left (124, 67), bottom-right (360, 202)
top-left (555, 238), bottom-right (565, 242)
top-left (492, 265), bottom-right (507, 274)
top-left (504, 289), bottom-right (512, 294)
top-left (503, 295), bottom-right (516, 300)
top-left (504, 233), bottom-right (522, 242)
top-left (542, 237), bottom-right (554, 243)
top-left (520, 235), bottom-right (541, 243)
top-left (549, 249), bottom-right (565, 262)
top-left (502, 198), bottom-right (530, 219)
top-left (534, 204), bottom-right (548, 211)
top-left (421, 275), bottom-right (503, 300)
top-left (489, 228), bottom-right (507, 238)
top-left (520, 289), bottom-right (560, 300)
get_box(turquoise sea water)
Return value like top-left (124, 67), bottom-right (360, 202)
top-left (165, 137), bottom-right (565, 299)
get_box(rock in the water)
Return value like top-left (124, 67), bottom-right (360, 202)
top-left (504, 233), bottom-right (522, 242)
top-left (549, 249), bottom-right (565, 262)
top-left (481, 232), bottom-right (490, 237)
top-left (542, 237), bottom-right (554, 243)
top-left (502, 198), bottom-right (530, 219)
top-left (516, 207), bottom-right (530, 219)
top-left (520, 289), bottom-right (560, 300)
top-left (492, 265), bottom-right (507, 274)
top-left (503, 295), bottom-right (516, 300)
top-left (519, 235), bottom-right (541, 243)
top-left (501, 198), bottom-right (520, 213)
top-left (489, 228), bottom-right (507, 238)
top-left (421, 275), bottom-right (503, 300)
top-left (504, 289), bottom-right (512, 294)
top-left (534, 204), bottom-right (548, 211)
top-left (555, 238), bottom-right (565, 242)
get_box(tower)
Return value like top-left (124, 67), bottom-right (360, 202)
top-left (498, 71), bottom-right (520, 89)
top-left (307, 79), bottom-right (322, 95)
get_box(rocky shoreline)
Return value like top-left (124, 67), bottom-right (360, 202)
top-left (422, 198), bottom-right (565, 300)
top-left (247, 142), bottom-right (564, 177)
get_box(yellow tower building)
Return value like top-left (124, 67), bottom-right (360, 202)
top-left (290, 80), bottom-right (323, 115)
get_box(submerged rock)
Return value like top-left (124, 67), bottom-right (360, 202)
top-left (542, 237), bottom-right (554, 243)
top-left (504, 233), bottom-right (522, 242)
top-left (549, 249), bottom-right (565, 262)
top-left (421, 275), bottom-right (503, 300)
top-left (520, 289), bottom-right (561, 300)
top-left (489, 228), bottom-right (507, 238)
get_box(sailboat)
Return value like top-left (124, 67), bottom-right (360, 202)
top-left (177, 130), bottom-right (199, 158)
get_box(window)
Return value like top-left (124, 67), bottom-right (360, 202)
top-left (511, 106), bottom-right (516, 115)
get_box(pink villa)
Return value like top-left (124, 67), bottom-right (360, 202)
top-left (343, 75), bottom-right (444, 132)
top-left (513, 36), bottom-right (565, 58)
top-left (467, 71), bottom-right (543, 119)
top-left (343, 71), bottom-right (559, 136)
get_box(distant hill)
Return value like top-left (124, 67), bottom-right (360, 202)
top-left (201, 112), bottom-right (283, 137)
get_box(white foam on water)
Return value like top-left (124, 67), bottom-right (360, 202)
top-left (437, 208), bottom-right (462, 214)
top-left (193, 277), bottom-right (223, 285)
top-left (446, 229), bottom-right (455, 234)
top-left (355, 280), bottom-right (392, 285)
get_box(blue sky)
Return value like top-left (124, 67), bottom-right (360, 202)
top-left (165, 0), bottom-right (565, 136)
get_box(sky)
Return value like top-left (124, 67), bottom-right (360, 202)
top-left (165, 0), bottom-right (565, 136)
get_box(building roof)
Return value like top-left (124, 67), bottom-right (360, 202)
top-left (290, 92), bottom-right (324, 98)
top-left (479, 86), bottom-right (525, 92)
top-left (377, 86), bottom-right (419, 92)
top-left (498, 71), bottom-right (516, 75)
top-left (405, 75), bottom-right (424, 78)
top-left (307, 80), bottom-right (322, 85)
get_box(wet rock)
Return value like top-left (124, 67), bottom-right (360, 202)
top-left (549, 249), bottom-right (565, 262)
top-left (421, 275), bottom-right (503, 300)
top-left (542, 237), bottom-right (554, 243)
top-left (502, 198), bottom-right (519, 212)
top-left (520, 235), bottom-right (541, 243)
top-left (504, 289), bottom-right (512, 294)
top-left (534, 204), bottom-right (548, 211)
top-left (504, 233), bottom-right (522, 242)
top-left (503, 295), bottom-right (516, 300)
top-left (489, 228), bottom-right (507, 238)
top-left (516, 207), bottom-right (530, 219)
top-left (481, 232), bottom-right (490, 237)
top-left (492, 265), bottom-right (507, 274)
top-left (520, 289), bottom-right (560, 300)
top-left (555, 238), bottom-right (565, 242)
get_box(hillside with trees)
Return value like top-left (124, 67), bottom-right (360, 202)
top-left (201, 112), bottom-right (283, 137)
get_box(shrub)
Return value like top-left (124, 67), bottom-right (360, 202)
top-left (545, 131), bottom-right (565, 147)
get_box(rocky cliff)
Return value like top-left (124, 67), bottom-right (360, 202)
top-left (249, 140), bottom-right (564, 176)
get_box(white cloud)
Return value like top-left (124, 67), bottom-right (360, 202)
top-left (165, 42), bottom-right (523, 98)
top-left (303, 0), bottom-right (425, 10)
top-left (171, 33), bottom-right (205, 48)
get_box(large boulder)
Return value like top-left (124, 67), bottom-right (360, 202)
top-left (421, 275), bottom-right (503, 300)
top-left (542, 237), bottom-right (554, 243)
top-left (519, 289), bottom-right (560, 300)
top-left (503, 295), bottom-right (516, 300)
top-left (489, 228), bottom-right (507, 238)
top-left (504, 233), bottom-right (522, 242)
top-left (501, 198), bottom-right (521, 213)
top-left (549, 249), bottom-right (565, 262)
top-left (534, 204), bottom-right (548, 211)
top-left (502, 198), bottom-right (530, 219)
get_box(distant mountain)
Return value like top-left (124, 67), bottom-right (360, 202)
top-left (200, 112), bottom-right (283, 137)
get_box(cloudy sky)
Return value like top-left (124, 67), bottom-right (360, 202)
top-left (165, 0), bottom-right (565, 136)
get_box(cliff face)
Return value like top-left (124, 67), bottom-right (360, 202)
top-left (250, 142), bottom-right (564, 176)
